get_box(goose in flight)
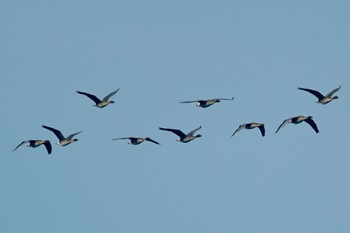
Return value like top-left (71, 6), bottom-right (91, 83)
top-left (77, 89), bottom-right (119, 108)
top-left (13, 140), bottom-right (52, 154)
top-left (159, 126), bottom-right (202, 143)
top-left (180, 97), bottom-right (234, 108)
top-left (232, 123), bottom-right (265, 137)
top-left (112, 137), bottom-right (160, 145)
top-left (275, 116), bottom-right (319, 134)
top-left (42, 125), bottom-right (82, 146)
top-left (298, 86), bottom-right (341, 104)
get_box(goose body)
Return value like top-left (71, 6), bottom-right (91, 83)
top-left (298, 86), bottom-right (341, 104)
top-left (159, 126), bottom-right (202, 143)
top-left (77, 89), bottom-right (119, 108)
top-left (180, 97), bottom-right (234, 108)
top-left (113, 137), bottom-right (160, 145)
top-left (275, 116), bottom-right (319, 133)
top-left (13, 140), bottom-right (52, 154)
top-left (42, 125), bottom-right (82, 146)
top-left (232, 122), bottom-right (265, 137)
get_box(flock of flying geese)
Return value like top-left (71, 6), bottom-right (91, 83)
top-left (13, 85), bottom-right (341, 155)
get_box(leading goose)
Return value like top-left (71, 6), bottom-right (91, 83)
top-left (42, 125), bottom-right (82, 146)
top-left (159, 126), bottom-right (202, 143)
top-left (112, 137), bottom-right (160, 145)
top-left (298, 86), bottom-right (341, 104)
top-left (232, 122), bottom-right (265, 137)
top-left (180, 97), bottom-right (234, 108)
top-left (275, 116), bottom-right (319, 134)
top-left (13, 140), bottom-right (52, 154)
top-left (77, 89), bottom-right (119, 108)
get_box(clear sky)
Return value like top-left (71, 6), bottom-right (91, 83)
top-left (1, 0), bottom-right (349, 232)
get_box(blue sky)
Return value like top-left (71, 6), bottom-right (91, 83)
top-left (1, 0), bottom-right (349, 232)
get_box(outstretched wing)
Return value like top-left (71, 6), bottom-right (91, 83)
top-left (304, 118), bottom-right (319, 133)
top-left (43, 140), bottom-right (52, 154)
top-left (112, 137), bottom-right (130, 140)
top-left (231, 125), bottom-right (244, 137)
top-left (216, 97), bottom-right (234, 101)
top-left (180, 100), bottom-right (201, 104)
top-left (12, 141), bottom-right (29, 152)
top-left (67, 130), bottom-right (83, 140)
top-left (275, 119), bottom-right (290, 133)
top-left (297, 87), bottom-right (324, 100)
top-left (325, 85), bottom-right (341, 97)
top-left (145, 137), bottom-right (160, 145)
top-left (42, 125), bottom-right (65, 140)
top-left (77, 91), bottom-right (102, 105)
top-left (159, 127), bottom-right (187, 138)
top-left (258, 125), bottom-right (265, 137)
top-left (188, 126), bottom-right (202, 136)
top-left (102, 89), bottom-right (119, 101)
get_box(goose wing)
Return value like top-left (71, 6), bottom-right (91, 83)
top-left (159, 127), bottom-right (187, 138)
top-left (180, 100), bottom-right (201, 104)
top-left (298, 87), bottom-right (325, 100)
top-left (145, 137), bottom-right (160, 145)
top-left (102, 89), bottom-right (119, 101)
top-left (325, 85), bottom-right (341, 97)
top-left (42, 125), bottom-right (65, 140)
top-left (216, 97), bottom-right (234, 101)
top-left (258, 124), bottom-right (265, 137)
top-left (188, 126), bottom-right (202, 136)
top-left (304, 118), bottom-right (319, 133)
top-left (275, 119), bottom-right (290, 133)
top-left (12, 140), bottom-right (29, 152)
top-left (112, 137), bottom-right (131, 140)
top-left (67, 130), bottom-right (83, 140)
top-left (77, 91), bottom-right (102, 105)
top-left (231, 125), bottom-right (245, 137)
top-left (43, 140), bottom-right (52, 154)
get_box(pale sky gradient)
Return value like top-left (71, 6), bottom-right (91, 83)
top-left (1, 1), bottom-right (349, 232)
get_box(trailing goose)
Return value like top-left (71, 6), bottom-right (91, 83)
top-left (13, 140), bottom-right (52, 154)
top-left (42, 125), bottom-right (82, 146)
top-left (180, 97), bottom-right (234, 108)
top-left (112, 137), bottom-right (160, 145)
top-left (275, 116), bottom-right (319, 134)
top-left (159, 126), bottom-right (202, 143)
top-left (298, 86), bottom-right (341, 104)
top-left (77, 89), bottom-right (119, 108)
top-left (232, 123), bottom-right (265, 137)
